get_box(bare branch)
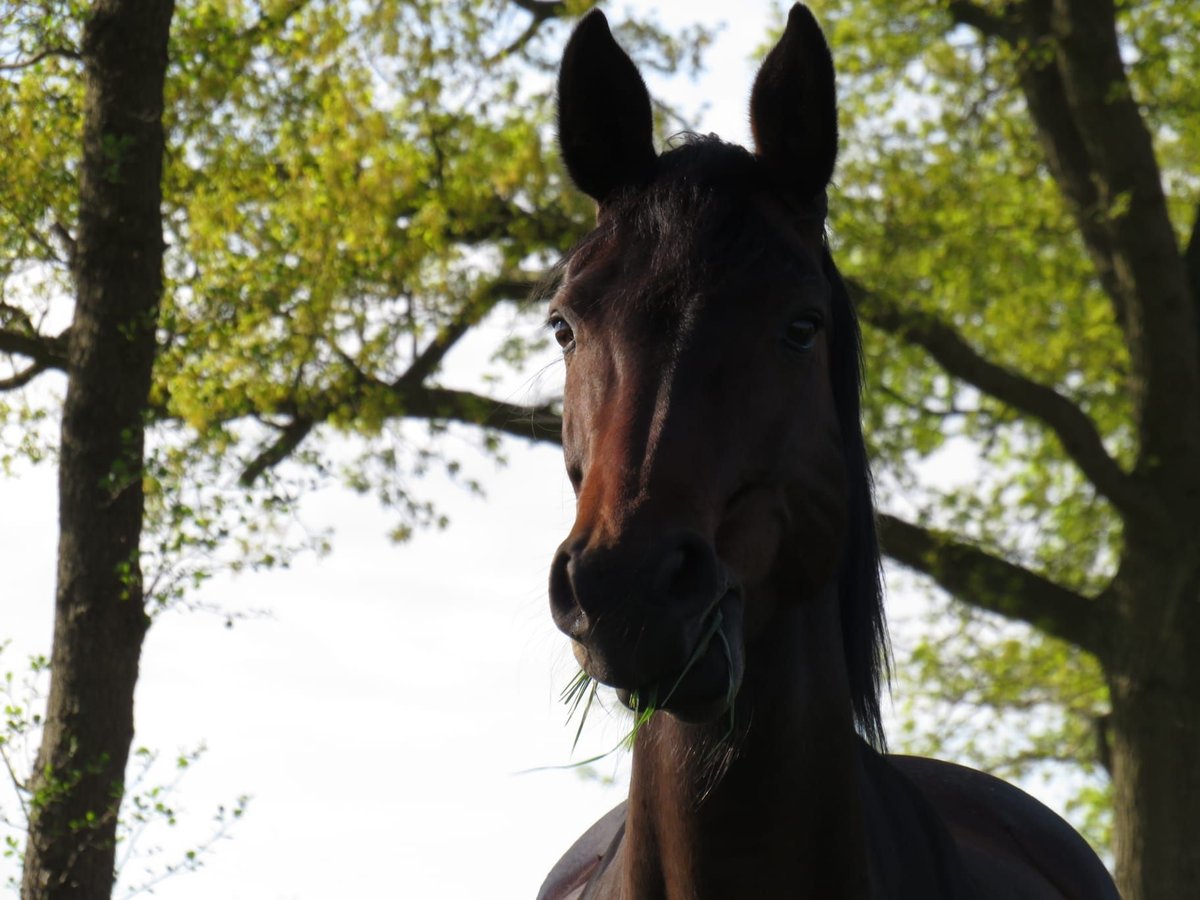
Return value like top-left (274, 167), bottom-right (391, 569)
top-left (52, 222), bottom-right (77, 275)
top-left (946, 1), bottom-right (1018, 42)
top-left (0, 47), bottom-right (81, 72)
top-left (237, 377), bottom-right (562, 486)
top-left (0, 327), bottom-right (70, 371)
top-left (877, 513), bottom-right (1111, 660)
top-left (0, 361), bottom-right (50, 391)
top-left (847, 278), bottom-right (1159, 525)
top-left (397, 276), bottom-right (540, 389)
top-left (396, 385), bottom-right (561, 444)
top-left (508, 0), bottom-right (569, 20)
top-left (877, 383), bottom-right (980, 421)
top-left (235, 276), bottom-right (557, 486)
top-left (488, 1), bottom-right (601, 63)
top-left (488, 17), bottom-right (545, 63)
top-left (238, 416), bottom-right (315, 487)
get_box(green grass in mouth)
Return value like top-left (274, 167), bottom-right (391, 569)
top-left (553, 608), bottom-right (737, 770)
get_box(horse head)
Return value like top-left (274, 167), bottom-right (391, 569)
top-left (547, 5), bottom-right (884, 736)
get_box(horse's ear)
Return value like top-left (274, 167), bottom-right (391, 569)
top-left (750, 4), bottom-right (838, 204)
top-left (557, 10), bottom-right (657, 204)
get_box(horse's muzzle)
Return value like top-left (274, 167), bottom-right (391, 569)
top-left (549, 530), bottom-right (745, 721)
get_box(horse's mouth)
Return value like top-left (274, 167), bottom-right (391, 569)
top-left (613, 591), bottom-right (746, 725)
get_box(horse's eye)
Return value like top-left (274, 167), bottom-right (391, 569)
top-left (549, 315), bottom-right (575, 351)
top-left (785, 315), bottom-right (823, 352)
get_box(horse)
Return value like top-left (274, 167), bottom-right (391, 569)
top-left (535, 6), bottom-right (1119, 900)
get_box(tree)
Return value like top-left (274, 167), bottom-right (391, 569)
top-left (0, 0), bottom-right (706, 895)
top-left (805, 3), bottom-right (1197, 899)
top-left (12, 1), bottom-right (174, 894)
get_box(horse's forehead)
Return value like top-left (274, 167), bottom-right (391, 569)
top-left (562, 191), bottom-right (825, 324)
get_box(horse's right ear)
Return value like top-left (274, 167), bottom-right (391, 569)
top-left (750, 4), bottom-right (838, 205)
top-left (557, 10), bottom-right (657, 205)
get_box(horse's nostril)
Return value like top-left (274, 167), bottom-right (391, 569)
top-left (549, 547), bottom-right (584, 634)
top-left (551, 531), bottom-right (719, 636)
top-left (650, 534), bottom-right (717, 610)
top-left (653, 549), bottom-right (687, 598)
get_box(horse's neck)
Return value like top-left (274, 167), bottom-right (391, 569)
top-left (616, 590), bottom-right (876, 900)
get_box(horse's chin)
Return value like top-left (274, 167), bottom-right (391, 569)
top-left (613, 592), bottom-right (746, 726)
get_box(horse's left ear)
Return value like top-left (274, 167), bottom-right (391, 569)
top-left (557, 10), bottom-right (657, 205)
top-left (750, 4), bottom-right (838, 205)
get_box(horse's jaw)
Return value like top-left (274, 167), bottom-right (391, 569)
top-left (592, 572), bottom-right (847, 731)
top-left (612, 579), bottom-right (873, 900)
top-left (605, 588), bottom-right (747, 726)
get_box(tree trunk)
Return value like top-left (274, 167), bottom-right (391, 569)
top-left (21, 1), bottom-right (175, 897)
top-left (1107, 550), bottom-right (1200, 900)
top-left (1110, 678), bottom-right (1200, 900)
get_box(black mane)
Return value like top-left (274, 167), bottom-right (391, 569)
top-left (560, 133), bottom-right (889, 747)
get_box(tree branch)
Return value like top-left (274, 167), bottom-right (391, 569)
top-left (397, 276), bottom-right (540, 390)
top-left (0, 361), bottom-right (50, 391)
top-left (508, 0), bottom-right (568, 20)
top-left (0, 47), bottom-right (81, 71)
top-left (0, 301), bottom-right (36, 335)
top-left (1006, 22), bottom-right (1128, 329)
top-left (235, 271), bottom-right (558, 487)
top-left (946, 1), bottom-right (1018, 42)
top-left (237, 380), bottom-right (562, 486)
top-left (1037, 0), bottom-right (1200, 480)
top-left (489, 17), bottom-right (545, 63)
top-left (492, 0), bottom-right (593, 61)
top-left (953, 0), bottom-right (1200, 486)
top-left (0, 327), bottom-right (70, 371)
top-left (52, 222), bottom-right (78, 275)
top-left (238, 416), bottom-right (315, 487)
top-left (396, 385), bottom-right (561, 444)
top-left (877, 512), bottom-right (1111, 660)
top-left (847, 278), bottom-right (1158, 525)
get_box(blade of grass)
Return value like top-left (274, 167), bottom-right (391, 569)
top-left (659, 608), bottom-right (724, 708)
top-left (570, 678), bottom-right (599, 754)
top-left (533, 606), bottom-right (734, 774)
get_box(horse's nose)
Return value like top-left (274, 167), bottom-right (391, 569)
top-left (648, 533), bottom-right (720, 610)
top-left (549, 537), bottom-right (587, 638)
top-left (549, 530), bottom-right (722, 638)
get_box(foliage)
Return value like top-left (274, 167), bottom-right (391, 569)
top-left (0, 0), bottom-right (711, 590)
top-left (890, 591), bottom-right (1112, 850)
top-left (812, 0), bottom-right (1200, 856)
top-left (0, 646), bottom-right (247, 895)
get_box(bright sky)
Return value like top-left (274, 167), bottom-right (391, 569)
top-left (0, 3), bottom-right (790, 898)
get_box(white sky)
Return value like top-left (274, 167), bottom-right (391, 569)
top-left (0, 2), bottom-right (1069, 898)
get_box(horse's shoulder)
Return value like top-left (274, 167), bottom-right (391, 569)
top-left (856, 746), bottom-right (979, 896)
top-left (888, 754), bottom-right (1119, 900)
top-left (536, 801), bottom-right (626, 900)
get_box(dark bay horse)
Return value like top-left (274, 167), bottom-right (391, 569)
top-left (537, 6), bottom-right (1119, 900)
